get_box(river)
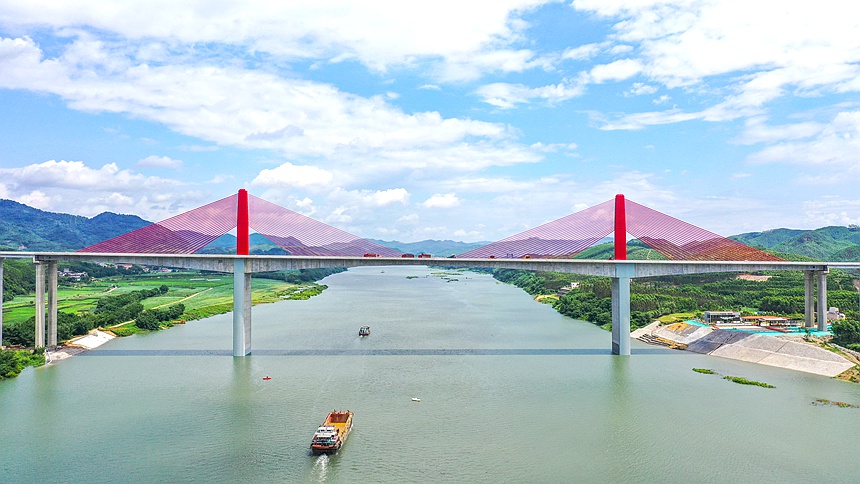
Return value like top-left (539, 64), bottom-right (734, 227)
top-left (1, 266), bottom-right (859, 483)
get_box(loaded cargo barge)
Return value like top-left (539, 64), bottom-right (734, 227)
top-left (310, 410), bottom-right (354, 455)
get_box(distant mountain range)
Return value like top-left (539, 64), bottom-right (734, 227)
top-left (730, 226), bottom-right (860, 261)
top-left (0, 199), bottom-right (150, 251)
top-left (2, 198), bottom-right (859, 261)
top-left (0, 199), bottom-right (488, 257)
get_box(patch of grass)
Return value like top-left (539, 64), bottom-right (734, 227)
top-left (110, 326), bottom-right (143, 337)
top-left (692, 368), bottom-right (716, 374)
top-left (657, 312), bottom-right (698, 324)
top-left (813, 398), bottom-right (859, 408)
top-left (723, 375), bottom-right (775, 388)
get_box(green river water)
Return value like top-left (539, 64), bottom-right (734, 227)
top-left (1, 266), bottom-right (859, 483)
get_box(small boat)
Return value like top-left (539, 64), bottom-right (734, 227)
top-left (411, 397), bottom-right (421, 402)
top-left (263, 376), bottom-right (272, 381)
top-left (358, 326), bottom-right (371, 336)
top-left (310, 410), bottom-right (354, 455)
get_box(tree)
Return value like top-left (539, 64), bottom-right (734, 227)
top-left (135, 311), bottom-right (160, 330)
top-left (830, 319), bottom-right (860, 346)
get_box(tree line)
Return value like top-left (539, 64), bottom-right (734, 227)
top-left (2, 285), bottom-right (184, 347)
top-left (492, 268), bottom-right (860, 331)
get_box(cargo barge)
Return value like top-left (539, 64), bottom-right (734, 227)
top-left (310, 410), bottom-right (354, 455)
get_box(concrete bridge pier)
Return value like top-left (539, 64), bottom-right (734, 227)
top-left (611, 265), bottom-right (634, 356)
top-left (1, 257), bottom-right (4, 347)
top-left (817, 270), bottom-right (829, 331)
top-left (803, 270), bottom-right (815, 328)
top-left (233, 258), bottom-right (252, 356)
top-left (48, 261), bottom-right (58, 347)
top-left (33, 260), bottom-right (59, 348)
top-left (35, 261), bottom-right (45, 347)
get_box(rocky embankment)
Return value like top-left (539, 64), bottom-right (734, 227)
top-left (633, 322), bottom-right (855, 377)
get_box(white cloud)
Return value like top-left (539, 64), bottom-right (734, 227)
top-left (735, 116), bottom-right (825, 145)
top-left (0, 0), bottom-right (552, 77)
top-left (586, 59), bottom-right (642, 83)
top-left (561, 43), bottom-right (603, 61)
top-left (476, 80), bottom-right (586, 108)
top-left (292, 197), bottom-right (317, 217)
top-left (422, 193), bottom-right (461, 208)
top-left (746, 111), bottom-right (860, 171)
top-left (369, 188), bottom-right (409, 206)
top-left (802, 198), bottom-right (860, 226)
top-left (137, 155), bottom-right (183, 169)
top-left (626, 82), bottom-right (658, 96)
top-left (397, 213), bottom-right (419, 223)
top-left (0, 36), bottom-right (546, 177)
top-left (0, 159), bottom-right (202, 219)
top-left (18, 190), bottom-right (52, 210)
top-left (251, 163), bottom-right (334, 191)
top-left (325, 206), bottom-right (353, 224)
top-left (572, 0), bottom-right (860, 127)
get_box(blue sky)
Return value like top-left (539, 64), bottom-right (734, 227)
top-left (1, 0), bottom-right (859, 243)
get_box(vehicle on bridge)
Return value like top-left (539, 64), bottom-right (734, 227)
top-left (310, 410), bottom-right (354, 455)
top-left (417, 253), bottom-right (431, 258)
top-left (401, 253), bottom-right (415, 258)
top-left (359, 326), bottom-right (371, 336)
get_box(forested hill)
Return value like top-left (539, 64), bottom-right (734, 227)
top-left (731, 226), bottom-right (860, 261)
top-left (0, 199), bottom-right (150, 251)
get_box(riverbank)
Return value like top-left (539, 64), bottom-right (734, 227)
top-left (633, 321), bottom-right (858, 379)
top-left (46, 329), bottom-right (115, 362)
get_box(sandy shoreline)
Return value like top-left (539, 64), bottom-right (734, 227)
top-left (46, 330), bottom-right (116, 362)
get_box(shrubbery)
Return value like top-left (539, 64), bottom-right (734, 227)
top-left (831, 319), bottom-right (860, 349)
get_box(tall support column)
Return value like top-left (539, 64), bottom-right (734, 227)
top-left (1, 257), bottom-right (4, 347)
top-left (233, 258), bottom-right (252, 356)
top-left (35, 261), bottom-right (46, 348)
top-left (47, 261), bottom-right (58, 347)
top-left (237, 189), bottom-right (249, 256)
top-left (817, 270), bottom-right (829, 331)
top-left (614, 194), bottom-right (627, 261)
top-left (803, 271), bottom-right (815, 328)
top-left (612, 264), bottom-right (634, 355)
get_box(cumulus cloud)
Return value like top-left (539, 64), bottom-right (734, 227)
top-left (0, 36), bottom-right (546, 177)
top-left (0, 0), bottom-right (551, 77)
top-left (746, 111), bottom-right (860, 171)
top-left (476, 80), bottom-right (587, 108)
top-left (369, 188), bottom-right (409, 206)
top-left (251, 163), bottom-right (334, 191)
top-left (137, 155), bottom-right (183, 169)
top-left (571, 0), bottom-right (860, 128)
top-left (422, 193), bottom-right (461, 208)
top-left (0, 159), bottom-right (199, 219)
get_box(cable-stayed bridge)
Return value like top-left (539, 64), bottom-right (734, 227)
top-left (2, 190), bottom-right (857, 356)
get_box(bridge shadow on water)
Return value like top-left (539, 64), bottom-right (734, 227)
top-left (80, 348), bottom-right (677, 357)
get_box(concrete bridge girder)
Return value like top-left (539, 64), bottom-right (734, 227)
top-left (7, 251), bottom-right (856, 353)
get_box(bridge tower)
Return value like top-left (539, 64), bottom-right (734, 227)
top-left (233, 189), bottom-right (252, 356)
top-left (611, 194), bottom-right (631, 355)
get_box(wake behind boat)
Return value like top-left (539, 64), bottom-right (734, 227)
top-left (310, 410), bottom-right (354, 455)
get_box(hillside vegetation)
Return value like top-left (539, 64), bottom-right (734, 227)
top-left (0, 199), bottom-right (149, 250)
top-left (732, 225), bottom-right (860, 261)
top-left (493, 268), bottom-right (860, 331)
